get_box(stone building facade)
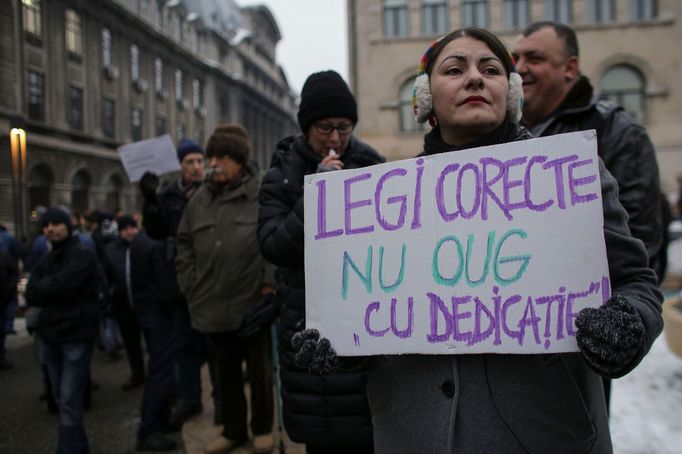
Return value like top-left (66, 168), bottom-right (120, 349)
top-left (0, 0), bottom-right (297, 240)
top-left (348, 0), bottom-right (682, 198)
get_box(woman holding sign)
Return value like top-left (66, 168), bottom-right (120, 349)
top-left (293, 28), bottom-right (663, 453)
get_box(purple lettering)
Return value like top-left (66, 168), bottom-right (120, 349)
top-left (568, 159), bottom-right (598, 205)
top-left (390, 297), bottom-right (414, 338)
top-left (452, 295), bottom-right (472, 343)
top-left (364, 301), bottom-right (390, 337)
top-left (344, 173), bottom-right (374, 235)
top-left (374, 168), bottom-right (408, 231)
top-left (479, 157), bottom-right (510, 221)
top-left (503, 156), bottom-right (529, 212)
top-left (524, 155), bottom-right (553, 212)
top-left (436, 163), bottom-right (460, 222)
top-left (427, 292), bottom-right (453, 343)
top-left (456, 163), bottom-right (481, 219)
top-left (411, 159), bottom-right (425, 230)
top-left (315, 179), bottom-right (343, 240)
top-left (543, 154), bottom-right (579, 209)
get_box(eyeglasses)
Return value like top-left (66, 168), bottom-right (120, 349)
top-left (313, 121), bottom-right (355, 135)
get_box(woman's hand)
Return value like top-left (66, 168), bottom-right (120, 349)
top-left (317, 152), bottom-right (344, 172)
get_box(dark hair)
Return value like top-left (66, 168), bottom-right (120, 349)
top-left (425, 28), bottom-right (514, 77)
top-left (522, 21), bottom-right (579, 59)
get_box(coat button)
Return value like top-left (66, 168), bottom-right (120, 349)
top-left (441, 380), bottom-right (455, 398)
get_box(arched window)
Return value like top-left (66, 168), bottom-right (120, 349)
top-left (28, 164), bottom-right (52, 210)
top-left (399, 78), bottom-right (426, 133)
top-left (599, 64), bottom-right (646, 123)
top-left (105, 174), bottom-right (123, 213)
top-left (71, 169), bottom-right (91, 213)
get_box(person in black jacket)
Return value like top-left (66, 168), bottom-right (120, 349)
top-left (104, 215), bottom-right (176, 452)
top-left (0, 233), bottom-right (19, 369)
top-left (258, 70), bottom-right (385, 454)
top-left (139, 139), bottom-right (214, 428)
top-left (26, 207), bottom-right (100, 454)
top-left (102, 220), bottom-right (146, 391)
top-left (512, 22), bottom-right (664, 409)
top-left (512, 21), bottom-right (663, 278)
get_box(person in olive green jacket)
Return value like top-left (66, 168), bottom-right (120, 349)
top-left (175, 124), bottom-right (276, 454)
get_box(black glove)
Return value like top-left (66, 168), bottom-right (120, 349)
top-left (139, 172), bottom-right (159, 203)
top-left (576, 295), bottom-right (645, 378)
top-left (291, 328), bottom-right (338, 374)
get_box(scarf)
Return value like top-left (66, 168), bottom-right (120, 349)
top-left (422, 121), bottom-right (522, 156)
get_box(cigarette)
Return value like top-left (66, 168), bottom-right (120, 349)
top-left (329, 149), bottom-right (337, 157)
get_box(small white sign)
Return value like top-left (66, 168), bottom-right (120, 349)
top-left (304, 131), bottom-right (610, 355)
top-left (117, 134), bottom-right (181, 183)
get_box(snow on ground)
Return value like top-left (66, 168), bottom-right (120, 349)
top-left (610, 236), bottom-right (682, 454)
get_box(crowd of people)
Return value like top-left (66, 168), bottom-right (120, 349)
top-left (0, 20), bottom-right (678, 454)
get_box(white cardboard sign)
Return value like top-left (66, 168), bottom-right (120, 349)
top-left (117, 134), bottom-right (181, 183)
top-left (304, 131), bottom-right (611, 355)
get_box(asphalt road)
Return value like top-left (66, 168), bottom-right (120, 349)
top-left (0, 318), bottom-right (183, 454)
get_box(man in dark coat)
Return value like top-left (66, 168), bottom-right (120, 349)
top-left (104, 216), bottom-right (176, 451)
top-left (513, 21), bottom-right (663, 277)
top-left (139, 139), bottom-right (212, 428)
top-left (26, 207), bottom-right (100, 454)
top-left (0, 230), bottom-right (19, 369)
top-left (512, 22), bottom-right (664, 408)
top-left (102, 219), bottom-right (146, 391)
top-left (258, 70), bottom-right (385, 453)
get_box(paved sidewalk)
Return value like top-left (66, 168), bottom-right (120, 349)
top-left (181, 365), bottom-right (305, 454)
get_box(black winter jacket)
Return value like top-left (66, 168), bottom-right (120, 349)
top-left (102, 233), bottom-right (164, 318)
top-left (527, 76), bottom-right (663, 278)
top-left (143, 179), bottom-right (195, 303)
top-left (258, 134), bottom-right (385, 447)
top-left (25, 236), bottom-right (100, 344)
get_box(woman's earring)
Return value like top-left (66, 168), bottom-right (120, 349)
top-left (428, 112), bottom-right (437, 128)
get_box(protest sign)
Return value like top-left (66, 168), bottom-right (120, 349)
top-left (117, 134), bottom-right (180, 183)
top-left (304, 131), bottom-right (610, 355)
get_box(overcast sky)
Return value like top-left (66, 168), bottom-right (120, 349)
top-left (239, 0), bottom-right (349, 94)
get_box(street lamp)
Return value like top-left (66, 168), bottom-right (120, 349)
top-left (9, 127), bottom-right (27, 240)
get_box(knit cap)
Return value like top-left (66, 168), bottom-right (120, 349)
top-left (205, 124), bottom-right (251, 165)
top-left (177, 138), bottom-right (204, 163)
top-left (116, 215), bottom-right (137, 231)
top-left (40, 207), bottom-right (72, 233)
top-left (297, 70), bottom-right (358, 134)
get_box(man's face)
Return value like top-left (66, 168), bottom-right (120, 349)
top-left (44, 222), bottom-right (69, 243)
top-left (180, 153), bottom-right (205, 183)
top-left (208, 155), bottom-right (242, 185)
top-left (119, 226), bottom-right (139, 243)
top-left (306, 117), bottom-right (353, 157)
top-left (512, 27), bottom-right (578, 125)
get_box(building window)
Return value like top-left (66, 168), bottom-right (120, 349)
top-left (22, 0), bottom-right (42, 36)
top-left (503, 0), bottom-right (530, 29)
top-left (422, 0), bottom-right (448, 35)
top-left (71, 170), bottom-right (91, 214)
top-left (103, 99), bottom-right (116, 138)
top-left (544, 0), bottom-right (572, 23)
top-left (172, 13), bottom-right (181, 41)
top-left (155, 116), bottom-right (166, 136)
top-left (176, 123), bottom-right (186, 141)
top-left (131, 108), bottom-right (143, 141)
top-left (130, 44), bottom-right (139, 81)
top-left (462, 0), bottom-right (489, 28)
top-left (175, 69), bottom-right (183, 101)
top-left (599, 65), bottom-right (646, 123)
top-left (65, 9), bottom-right (82, 55)
top-left (588, 0), bottom-right (615, 22)
top-left (101, 28), bottom-right (112, 67)
top-left (193, 79), bottom-right (203, 108)
top-left (68, 86), bottom-right (83, 130)
top-left (155, 58), bottom-right (164, 92)
top-left (399, 78), bottom-right (426, 133)
top-left (27, 71), bottom-right (44, 121)
top-left (630, 0), bottom-right (657, 20)
top-left (28, 164), bottom-right (52, 210)
top-left (105, 175), bottom-right (123, 213)
top-left (383, 0), bottom-right (409, 38)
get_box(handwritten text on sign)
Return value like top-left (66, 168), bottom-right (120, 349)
top-left (304, 131), bottom-right (610, 355)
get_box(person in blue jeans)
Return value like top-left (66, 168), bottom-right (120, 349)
top-left (26, 207), bottom-right (100, 454)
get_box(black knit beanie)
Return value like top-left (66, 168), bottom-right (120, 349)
top-left (40, 207), bottom-right (72, 234)
top-left (297, 70), bottom-right (358, 134)
top-left (116, 215), bottom-right (137, 231)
